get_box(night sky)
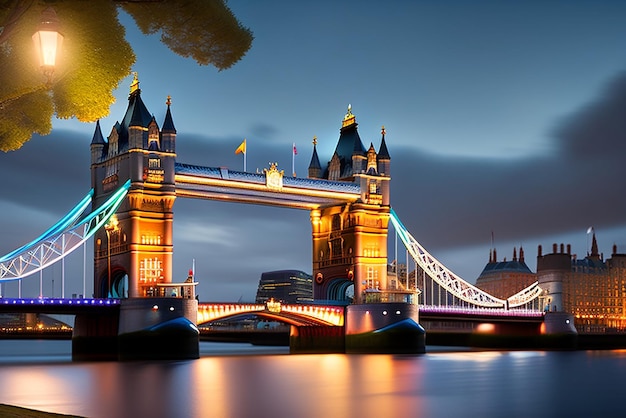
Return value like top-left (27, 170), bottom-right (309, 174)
top-left (2, 1), bottom-right (626, 301)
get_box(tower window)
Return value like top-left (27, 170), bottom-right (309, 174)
top-left (332, 214), bottom-right (341, 231)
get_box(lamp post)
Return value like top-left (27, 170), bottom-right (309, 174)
top-left (32, 6), bottom-right (63, 86)
top-left (105, 216), bottom-right (119, 298)
top-left (0, 7), bottom-right (63, 109)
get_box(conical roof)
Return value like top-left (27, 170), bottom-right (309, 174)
top-left (309, 140), bottom-right (321, 170)
top-left (378, 126), bottom-right (390, 160)
top-left (162, 95), bottom-right (176, 133)
top-left (90, 120), bottom-right (105, 145)
top-left (331, 105), bottom-right (366, 177)
top-left (117, 73), bottom-right (153, 148)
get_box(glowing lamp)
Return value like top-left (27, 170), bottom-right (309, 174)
top-left (32, 7), bottom-right (63, 83)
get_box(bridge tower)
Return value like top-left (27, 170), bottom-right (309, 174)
top-left (90, 74), bottom-right (176, 298)
top-left (308, 106), bottom-right (392, 304)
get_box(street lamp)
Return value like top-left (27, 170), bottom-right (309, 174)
top-left (105, 216), bottom-right (119, 298)
top-left (32, 6), bottom-right (63, 85)
top-left (0, 7), bottom-right (64, 109)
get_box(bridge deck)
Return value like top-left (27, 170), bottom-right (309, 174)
top-left (175, 163), bottom-right (361, 209)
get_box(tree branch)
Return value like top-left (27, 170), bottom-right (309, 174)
top-left (0, 0), bottom-right (34, 45)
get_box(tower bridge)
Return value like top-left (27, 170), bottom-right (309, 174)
top-left (0, 75), bottom-right (573, 359)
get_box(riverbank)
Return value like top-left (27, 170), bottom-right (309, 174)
top-left (0, 404), bottom-right (82, 417)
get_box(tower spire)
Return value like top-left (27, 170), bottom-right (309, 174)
top-left (590, 231), bottom-right (599, 258)
top-left (342, 104), bottom-right (356, 128)
top-left (162, 95), bottom-right (176, 133)
top-left (129, 71), bottom-right (140, 96)
top-left (308, 136), bottom-right (322, 178)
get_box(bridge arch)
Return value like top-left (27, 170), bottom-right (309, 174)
top-left (325, 278), bottom-right (353, 303)
top-left (198, 311), bottom-right (330, 327)
top-left (98, 267), bottom-right (129, 298)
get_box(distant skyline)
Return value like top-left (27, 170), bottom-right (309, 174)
top-left (2, 1), bottom-right (626, 301)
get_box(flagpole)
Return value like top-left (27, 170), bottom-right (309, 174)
top-left (244, 147), bottom-right (247, 172)
top-left (292, 142), bottom-right (295, 177)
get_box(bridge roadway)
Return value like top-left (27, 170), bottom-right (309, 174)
top-left (1, 298), bottom-right (568, 350)
top-left (0, 298), bottom-right (543, 324)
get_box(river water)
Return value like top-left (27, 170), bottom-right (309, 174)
top-left (0, 340), bottom-right (624, 418)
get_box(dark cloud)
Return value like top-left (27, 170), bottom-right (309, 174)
top-left (0, 133), bottom-right (90, 210)
top-left (552, 71), bottom-right (626, 160)
top-left (391, 72), bottom-right (626, 253)
top-left (248, 123), bottom-right (281, 143)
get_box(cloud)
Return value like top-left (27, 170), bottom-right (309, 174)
top-left (552, 71), bottom-right (626, 160)
top-left (248, 123), bottom-right (281, 143)
top-left (390, 71), bottom-right (626, 254)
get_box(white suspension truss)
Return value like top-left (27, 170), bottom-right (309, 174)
top-left (506, 281), bottom-right (543, 308)
top-left (389, 208), bottom-right (541, 308)
top-left (0, 180), bottom-right (131, 281)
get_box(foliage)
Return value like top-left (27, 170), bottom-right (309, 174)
top-left (0, 0), bottom-right (253, 152)
top-left (121, 0), bottom-right (253, 70)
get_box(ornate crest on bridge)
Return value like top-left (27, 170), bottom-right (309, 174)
top-left (264, 163), bottom-right (284, 191)
top-left (266, 298), bottom-right (282, 313)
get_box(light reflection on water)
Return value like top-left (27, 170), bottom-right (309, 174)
top-left (0, 341), bottom-right (625, 418)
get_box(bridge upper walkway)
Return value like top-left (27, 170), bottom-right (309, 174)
top-left (174, 163), bottom-right (361, 209)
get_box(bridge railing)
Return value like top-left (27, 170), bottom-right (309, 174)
top-left (419, 304), bottom-right (544, 318)
top-left (363, 289), bottom-right (418, 305)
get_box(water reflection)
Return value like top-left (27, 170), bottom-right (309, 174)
top-left (0, 342), bottom-right (624, 418)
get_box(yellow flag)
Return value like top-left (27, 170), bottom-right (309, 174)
top-left (235, 139), bottom-right (246, 155)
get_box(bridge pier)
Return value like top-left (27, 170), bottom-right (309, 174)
top-left (289, 325), bottom-right (345, 354)
top-left (73, 298), bottom-right (199, 361)
top-left (117, 298), bottom-right (199, 361)
top-left (345, 303), bottom-right (425, 354)
top-left (421, 311), bottom-right (577, 350)
top-left (290, 302), bottom-right (426, 354)
top-left (72, 312), bottom-right (120, 361)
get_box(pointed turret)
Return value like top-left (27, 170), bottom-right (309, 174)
top-left (590, 232), bottom-right (600, 260)
top-left (330, 104), bottom-right (366, 180)
top-left (308, 136), bottom-right (322, 178)
top-left (366, 142), bottom-right (378, 174)
top-left (120, 72), bottom-right (153, 150)
top-left (90, 120), bottom-right (106, 163)
top-left (161, 95), bottom-right (176, 153)
top-left (377, 126), bottom-right (390, 176)
top-left (162, 95), bottom-right (176, 133)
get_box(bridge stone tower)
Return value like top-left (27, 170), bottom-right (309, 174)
top-left (308, 106), bottom-right (391, 304)
top-left (90, 74), bottom-right (176, 298)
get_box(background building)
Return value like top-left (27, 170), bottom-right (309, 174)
top-left (475, 247), bottom-right (536, 299)
top-left (474, 233), bottom-right (626, 332)
top-left (255, 270), bottom-right (313, 304)
top-left (538, 235), bottom-right (626, 332)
